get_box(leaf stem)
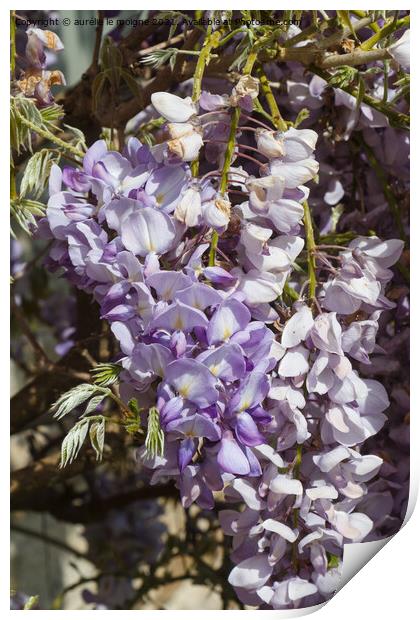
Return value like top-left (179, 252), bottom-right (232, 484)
top-left (255, 65), bottom-right (288, 131)
top-left (13, 107), bottom-right (84, 159)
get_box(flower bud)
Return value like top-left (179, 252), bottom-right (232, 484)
top-left (167, 132), bottom-right (203, 162)
top-left (151, 92), bottom-right (197, 123)
top-left (174, 187), bottom-right (202, 227)
top-left (203, 195), bottom-right (231, 232)
top-left (230, 75), bottom-right (260, 106)
top-left (256, 129), bottom-right (286, 159)
top-left (167, 122), bottom-right (196, 139)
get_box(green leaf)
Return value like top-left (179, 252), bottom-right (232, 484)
top-left (91, 72), bottom-right (108, 113)
top-left (120, 69), bottom-right (141, 99)
top-left (19, 149), bottom-right (59, 199)
top-left (51, 384), bottom-right (100, 420)
top-left (141, 48), bottom-right (178, 69)
top-left (135, 117), bottom-right (166, 146)
top-left (145, 406), bottom-right (164, 457)
top-left (124, 398), bottom-right (142, 435)
top-left (128, 397), bottom-right (140, 416)
top-left (60, 418), bottom-right (90, 467)
top-left (10, 97), bottom-right (42, 154)
top-left (90, 362), bottom-right (122, 387)
top-left (319, 231), bottom-right (358, 245)
top-left (229, 29), bottom-right (254, 71)
top-left (59, 415), bottom-right (107, 467)
top-left (10, 198), bottom-right (46, 235)
top-left (327, 553), bottom-right (340, 569)
top-left (89, 417), bottom-right (106, 461)
top-left (100, 36), bottom-right (123, 70)
top-left (83, 393), bottom-right (107, 415)
top-left (62, 123), bottom-right (87, 152)
top-left (329, 66), bottom-right (358, 89)
top-left (40, 104), bottom-right (65, 126)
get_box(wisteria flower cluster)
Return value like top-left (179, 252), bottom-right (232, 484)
top-left (38, 66), bottom-right (406, 607)
top-left (10, 9), bottom-right (409, 611)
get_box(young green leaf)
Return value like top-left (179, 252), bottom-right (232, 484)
top-left (145, 406), bottom-right (164, 457)
top-left (59, 415), bottom-right (107, 467)
top-left (51, 384), bottom-right (100, 420)
top-left (90, 363), bottom-right (122, 387)
top-left (60, 418), bottom-right (90, 467)
top-left (19, 149), bottom-right (59, 199)
top-left (89, 417), bottom-right (106, 461)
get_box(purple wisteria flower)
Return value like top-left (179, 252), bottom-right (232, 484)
top-left (38, 46), bottom-right (409, 610)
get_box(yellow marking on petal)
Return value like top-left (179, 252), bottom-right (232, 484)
top-left (156, 193), bottom-right (165, 205)
top-left (179, 386), bottom-right (190, 398)
top-left (174, 315), bottom-right (185, 330)
top-left (223, 327), bottom-right (232, 340)
top-left (209, 364), bottom-right (219, 376)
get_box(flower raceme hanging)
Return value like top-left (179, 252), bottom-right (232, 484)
top-left (41, 74), bottom-right (403, 610)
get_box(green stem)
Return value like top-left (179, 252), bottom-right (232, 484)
top-left (253, 98), bottom-right (278, 125)
top-left (191, 27), bottom-right (221, 177)
top-left (219, 107), bottom-right (241, 196)
top-left (208, 231), bottom-right (219, 267)
top-left (255, 65), bottom-right (288, 131)
top-left (218, 27), bottom-right (246, 47)
top-left (243, 51), bottom-right (258, 74)
top-left (106, 388), bottom-right (133, 418)
top-left (192, 27), bottom-right (221, 103)
top-left (209, 51), bottom-right (259, 267)
top-left (13, 107), bottom-right (84, 159)
top-left (360, 15), bottom-right (409, 51)
top-left (176, 48), bottom-right (218, 59)
top-left (350, 10), bottom-right (380, 32)
top-left (309, 66), bottom-right (409, 130)
top-left (293, 444), bottom-right (303, 481)
top-left (303, 200), bottom-right (317, 301)
top-left (283, 282), bottom-right (300, 302)
top-left (208, 105), bottom-right (240, 267)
